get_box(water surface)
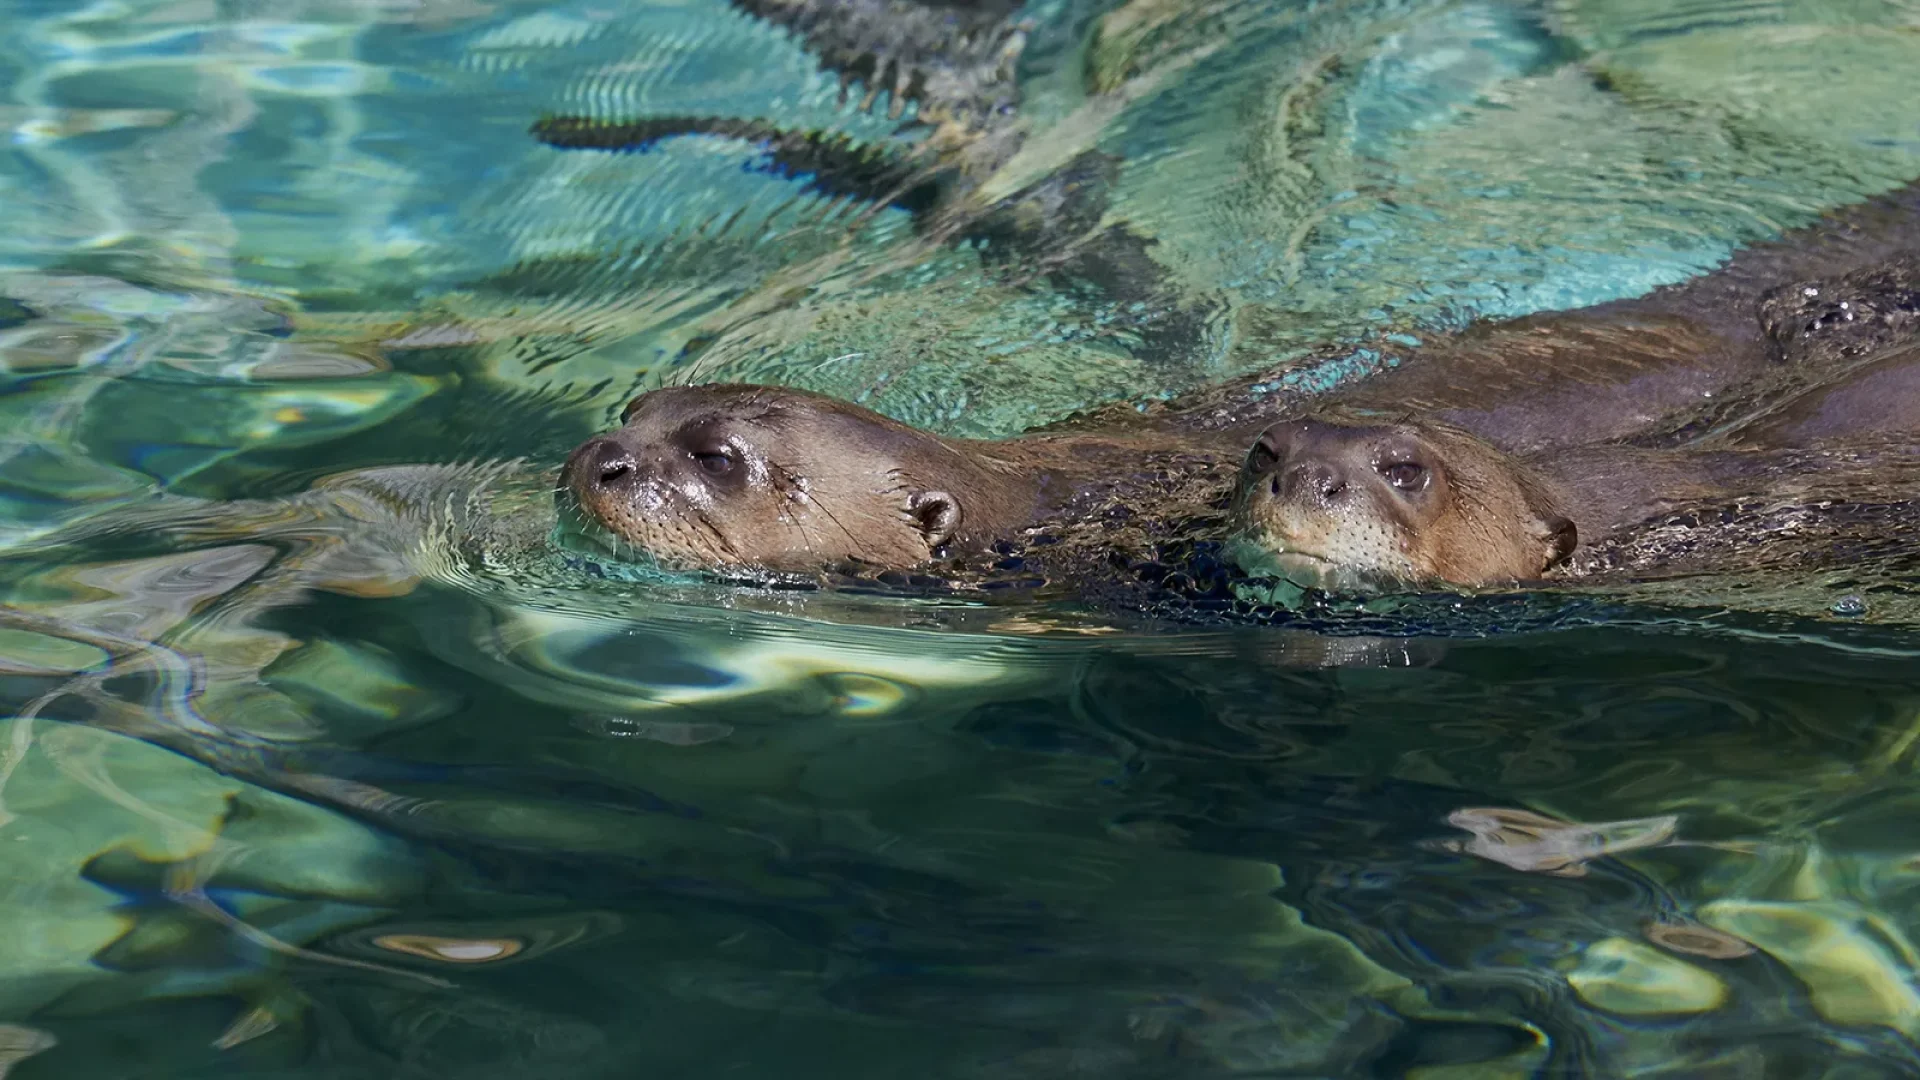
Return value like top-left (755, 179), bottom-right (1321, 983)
top-left (2, 0), bottom-right (1920, 1075)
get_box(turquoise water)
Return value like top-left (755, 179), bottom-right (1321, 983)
top-left (2, 0), bottom-right (1920, 1074)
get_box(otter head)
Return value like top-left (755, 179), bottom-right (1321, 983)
top-left (1229, 416), bottom-right (1577, 591)
top-left (559, 384), bottom-right (997, 573)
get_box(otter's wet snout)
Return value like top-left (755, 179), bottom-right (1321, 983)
top-left (568, 437), bottom-right (641, 494)
top-left (1286, 461), bottom-right (1348, 504)
top-left (1244, 421), bottom-right (1353, 506)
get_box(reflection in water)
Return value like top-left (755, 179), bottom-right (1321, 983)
top-left (0, 1026), bottom-right (55, 1080)
top-left (1643, 919), bottom-right (1754, 961)
top-left (345, 913), bottom-right (624, 969)
top-left (3, 521), bottom-right (1920, 1073)
top-left (1437, 807), bottom-right (1681, 877)
top-left (13, 553), bottom-right (1920, 1073)
top-left (5, 457), bottom-right (1920, 1074)
top-left (372, 935), bottom-right (526, 964)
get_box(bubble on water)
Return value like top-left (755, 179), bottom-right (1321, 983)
top-left (575, 715), bottom-right (734, 745)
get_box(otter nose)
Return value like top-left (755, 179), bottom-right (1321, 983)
top-left (1284, 460), bottom-right (1348, 504)
top-left (1245, 429), bottom-right (1286, 475)
top-left (576, 437), bottom-right (639, 491)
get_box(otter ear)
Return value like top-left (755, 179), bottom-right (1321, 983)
top-left (1537, 514), bottom-right (1577, 571)
top-left (907, 490), bottom-right (963, 550)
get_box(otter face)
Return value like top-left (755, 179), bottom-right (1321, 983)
top-left (560, 385), bottom-right (968, 573)
top-left (1230, 417), bottom-right (1576, 591)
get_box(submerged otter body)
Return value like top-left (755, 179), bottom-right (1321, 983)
top-left (530, 0), bottom-right (1219, 365)
top-left (1130, 179), bottom-right (1920, 453)
top-left (1710, 342), bottom-right (1920, 450)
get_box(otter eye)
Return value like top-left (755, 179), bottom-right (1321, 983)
top-left (1379, 461), bottom-right (1428, 491)
top-left (692, 450), bottom-right (736, 477)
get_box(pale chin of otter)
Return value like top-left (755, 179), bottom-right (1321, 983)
top-left (551, 487), bottom-right (686, 578)
top-left (1227, 416), bottom-right (1577, 593)
top-left (1225, 531), bottom-right (1420, 596)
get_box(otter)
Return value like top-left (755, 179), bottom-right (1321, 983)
top-left (558, 363), bottom-right (1918, 603)
top-left (563, 178), bottom-right (1920, 593)
top-left (561, 350), bottom-right (1920, 613)
top-left (1226, 410), bottom-right (1920, 592)
top-left (559, 382), bottom-right (1243, 575)
top-left (1226, 245), bottom-right (1920, 593)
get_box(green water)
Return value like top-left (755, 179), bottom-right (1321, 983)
top-left (2, 0), bottom-right (1920, 1075)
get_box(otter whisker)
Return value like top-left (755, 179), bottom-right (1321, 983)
top-left (765, 476), bottom-right (833, 558)
top-left (688, 508), bottom-right (745, 563)
top-left (776, 505), bottom-right (826, 558)
top-left (801, 496), bottom-right (863, 557)
top-left (768, 457), bottom-right (865, 556)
